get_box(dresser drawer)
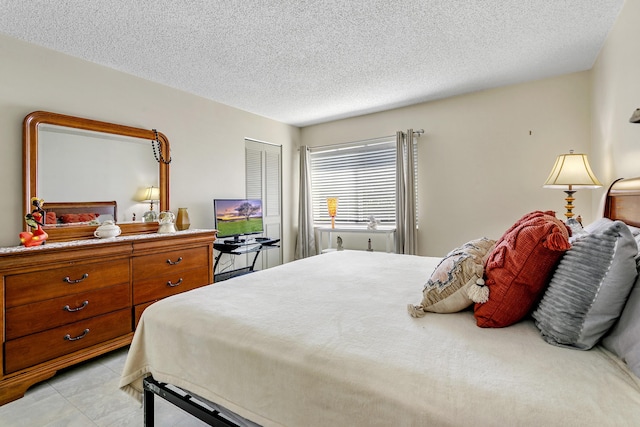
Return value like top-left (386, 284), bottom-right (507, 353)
top-left (5, 259), bottom-right (130, 308)
top-left (5, 283), bottom-right (131, 340)
top-left (134, 300), bottom-right (156, 328)
top-left (133, 246), bottom-right (209, 281)
top-left (133, 266), bottom-right (210, 305)
top-left (4, 309), bottom-right (131, 374)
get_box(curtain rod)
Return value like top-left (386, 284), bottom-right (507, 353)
top-left (307, 129), bottom-right (424, 152)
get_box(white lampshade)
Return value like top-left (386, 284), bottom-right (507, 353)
top-left (543, 151), bottom-right (602, 189)
top-left (140, 186), bottom-right (160, 202)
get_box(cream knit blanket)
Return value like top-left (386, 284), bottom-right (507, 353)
top-left (120, 251), bottom-right (640, 426)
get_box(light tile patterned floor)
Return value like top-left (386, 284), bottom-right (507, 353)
top-left (0, 347), bottom-right (209, 427)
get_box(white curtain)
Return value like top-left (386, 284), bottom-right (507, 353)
top-left (395, 130), bottom-right (418, 255)
top-left (295, 145), bottom-right (317, 259)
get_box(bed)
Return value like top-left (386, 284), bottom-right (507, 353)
top-left (120, 178), bottom-right (640, 426)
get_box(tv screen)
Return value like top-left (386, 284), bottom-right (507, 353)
top-left (214, 199), bottom-right (264, 240)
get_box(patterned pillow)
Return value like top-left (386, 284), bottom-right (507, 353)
top-left (474, 211), bottom-right (570, 328)
top-left (408, 237), bottom-right (496, 316)
top-left (533, 219), bottom-right (638, 350)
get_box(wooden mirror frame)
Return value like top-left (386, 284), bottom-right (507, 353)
top-left (23, 111), bottom-right (170, 242)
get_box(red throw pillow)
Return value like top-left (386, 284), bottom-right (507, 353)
top-left (474, 211), bottom-right (570, 328)
top-left (45, 212), bottom-right (57, 225)
top-left (60, 213), bottom-right (98, 223)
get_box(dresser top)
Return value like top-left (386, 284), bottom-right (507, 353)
top-left (0, 229), bottom-right (216, 255)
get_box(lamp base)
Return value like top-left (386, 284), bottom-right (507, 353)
top-left (142, 210), bottom-right (158, 223)
top-left (563, 189), bottom-right (576, 219)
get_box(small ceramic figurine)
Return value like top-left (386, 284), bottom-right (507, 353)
top-left (19, 224), bottom-right (48, 247)
top-left (367, 215), bottom-right (380, 230)
top-left (367, 238), bottom-right (373, 252)
top-left (336, 235), bottom-right (344, 251)
top-left (157, 211), bottom-right (177, 234)
top-left (20, 197), bottom-right (49, 247)
top-left (94, 220), bottom-right (122, 239)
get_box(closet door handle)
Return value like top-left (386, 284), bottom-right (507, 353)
top-left (167, 278), bottom-right (183, 287)
top-left (63, 301), bottom-right (89, 312)
top-left (64, 329), bottom-right (90, 341)
top-left (63, 273), bottom-right (89, 284)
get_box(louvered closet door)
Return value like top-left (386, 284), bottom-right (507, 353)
top-left (245, 139), bottom-right (283, 270)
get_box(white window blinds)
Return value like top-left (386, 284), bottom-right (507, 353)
top-left (311, 138), bottom-right (415, 226)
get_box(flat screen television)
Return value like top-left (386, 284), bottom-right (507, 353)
top-left (214, 199), bottom-right (264, 242)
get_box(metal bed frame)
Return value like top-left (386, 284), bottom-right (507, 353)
top-left (143, 376), bottom-right (255, 427)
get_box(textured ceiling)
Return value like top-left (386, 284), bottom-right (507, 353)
top-left (0, 1), bottom-right (624, 127)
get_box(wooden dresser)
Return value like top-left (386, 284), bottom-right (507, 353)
top-left (0, 229), bottom-right (216, 405)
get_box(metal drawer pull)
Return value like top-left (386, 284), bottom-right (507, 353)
top-left (167, 278), bottom-right (183, 287)
top-left (63, 273), bottom-right (89, 284)
top-left (64, 328), bottom-right (90, 341)
top-left (63, 301), bottom-right (89, 312)
top-left (166, 257), bottom-right (183, 265)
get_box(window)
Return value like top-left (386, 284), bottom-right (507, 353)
top-left (310, 137), bottom-right (417, 226)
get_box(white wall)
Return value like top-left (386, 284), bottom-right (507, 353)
top-left (0, 33), bottom-right (300, 262)
top-left (302, 72), bottom-right (593, 256)
top-left (6, 2), bottom-right (635, 261)
top-left (301, 0), bottom-right (640, 257)
top-left (591, 0), bottom-right (640, 206)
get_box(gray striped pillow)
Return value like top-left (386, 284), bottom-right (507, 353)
top-left (602, 277), bottom-right (640, 377)
top-left (533, 220), bottom-right (638, 350)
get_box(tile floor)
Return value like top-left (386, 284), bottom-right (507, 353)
top-left (0, 346), bottom-right (209, 426)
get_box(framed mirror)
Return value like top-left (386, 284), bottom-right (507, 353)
top-left (23, 111), bottom-right (170, 242)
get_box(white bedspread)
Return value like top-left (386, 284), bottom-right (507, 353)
top-left (120, 251), bottom-right (640, 426)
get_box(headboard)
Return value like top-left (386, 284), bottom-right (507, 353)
top-left (604, 177), bottom-right (640, 227)
top-left (41, 201), bottom-right (117, 226)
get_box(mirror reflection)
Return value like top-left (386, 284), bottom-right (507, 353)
top-left (23, 110), bottom-right (170, 242)
top-left (38, 124), bottom-right (159, 223)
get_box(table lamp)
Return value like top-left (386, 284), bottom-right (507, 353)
top-left (140, 186), bottom-right (160, 222)
top-left (326, 197), bottom-right (338, 229)
top-left (543, 150), bottom-right (602, 222)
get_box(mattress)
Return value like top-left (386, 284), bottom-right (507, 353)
top-left (120, 250), bottom-right (640, 426)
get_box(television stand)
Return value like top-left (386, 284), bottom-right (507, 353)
top-left (213, 238), bottom-right (280, 282)
top-left (224, 237), bottom-right (245, 244)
